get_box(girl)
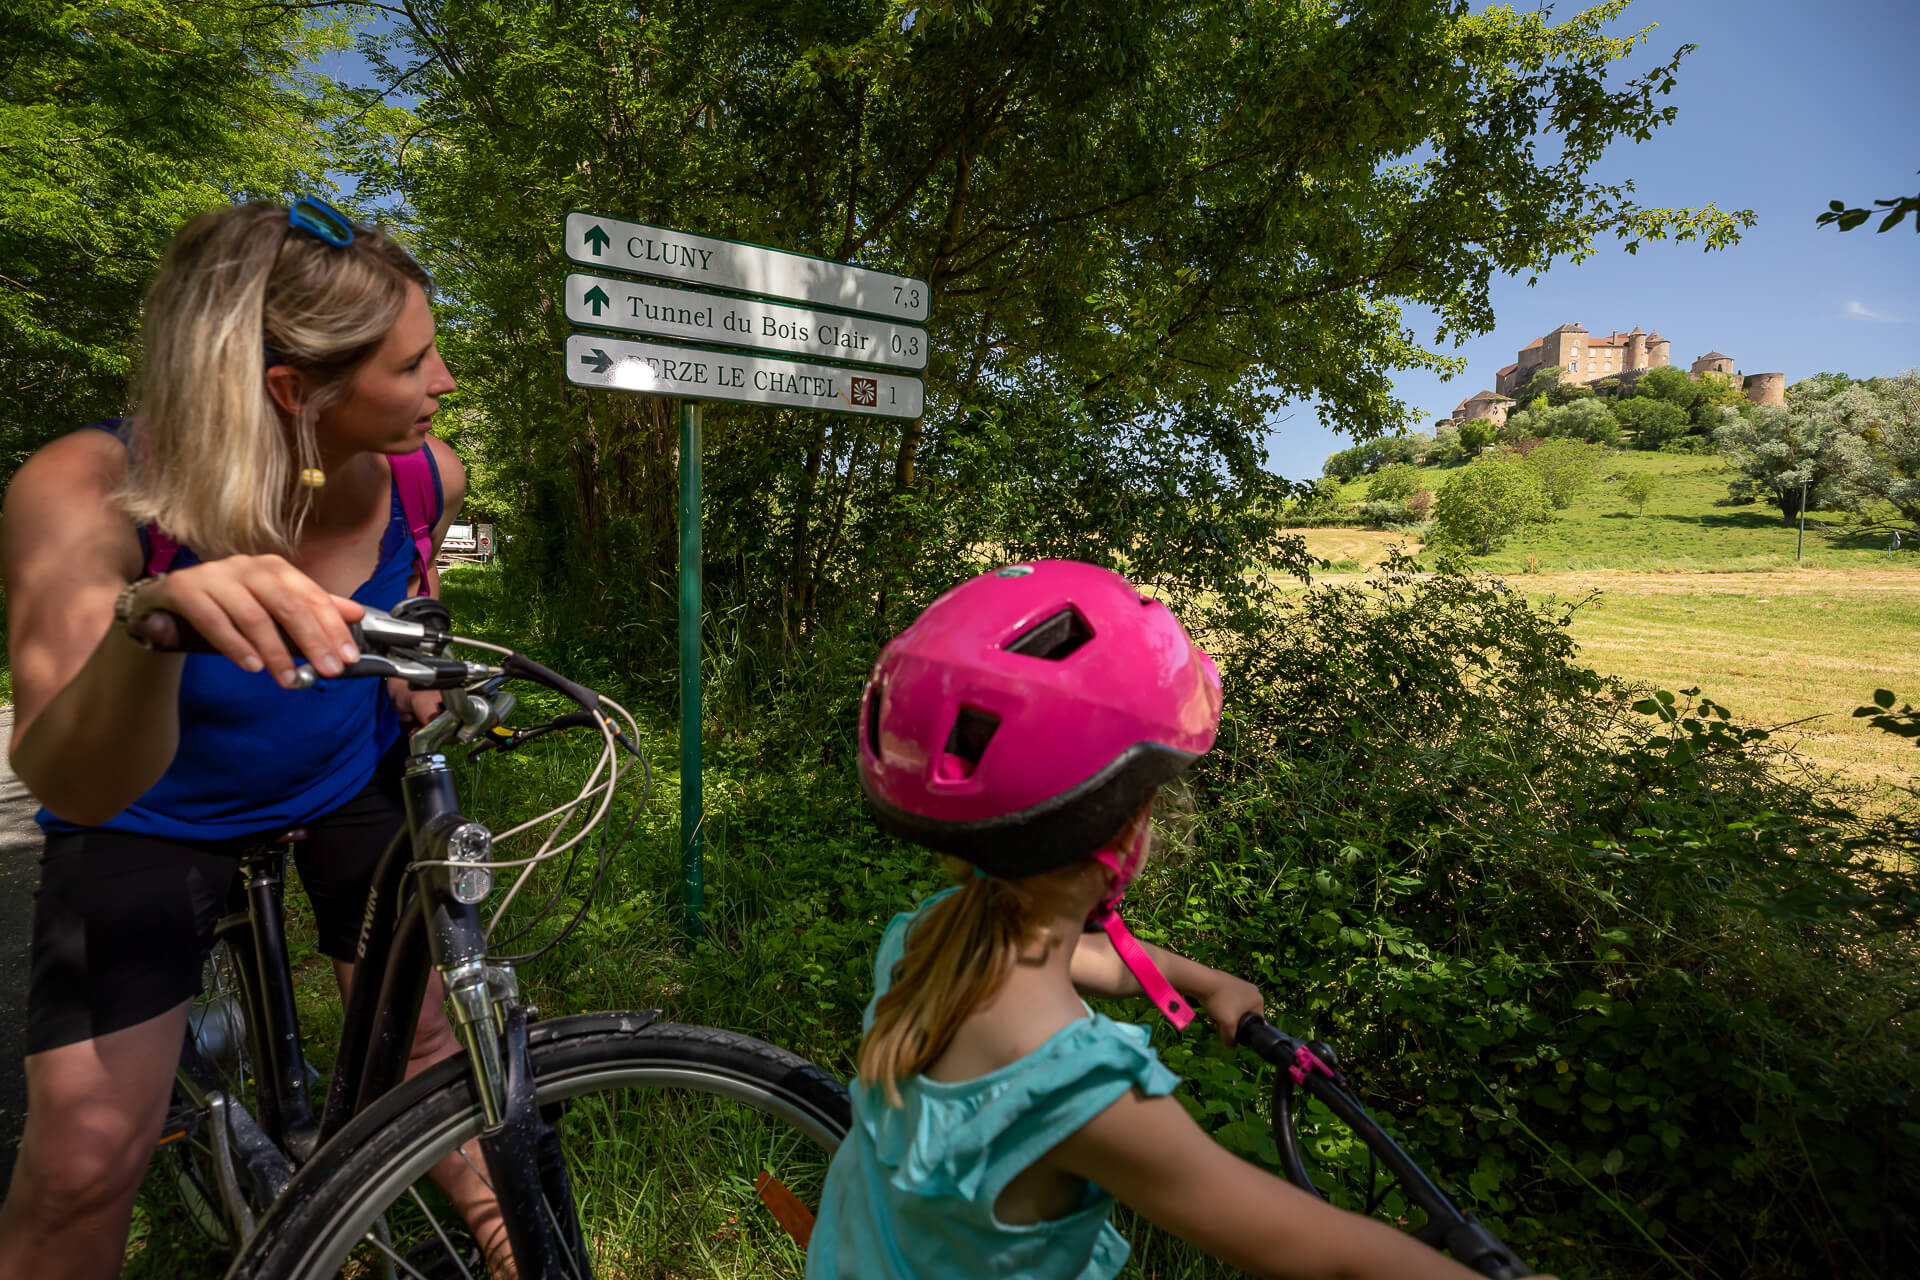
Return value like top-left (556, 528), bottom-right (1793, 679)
top-left (809, 560), bottom-right (1493, 1280)
top-left (0, 200), bottom-right (502, 1277)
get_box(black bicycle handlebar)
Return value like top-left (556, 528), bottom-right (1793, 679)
top-left (138, 606), bottom-right (480, 689)
top-left (1234, 1014), bottom-right (1533, 1279)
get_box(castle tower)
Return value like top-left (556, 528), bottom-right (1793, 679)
top-left (1626, 326), bottom-right (1647, 371)
top-left (1692, 351), bottom-right (1736, 378)
top-left (1743, 372), bottom-right (1786, 408)
top-left (1647, 333), bottom-right (1670, 368)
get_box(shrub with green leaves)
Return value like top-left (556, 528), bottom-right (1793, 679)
top-left (1158, 562), bottom-right (1920, 1279)
top-left (1614, 396), bottom-right (1690, 449)
top-left (1432, 454), bottom-right (1551, 553)
top-left (1366, 462), bottom-right (1422, 503)
top-left (1521, 437), bottom-right (1604, 508)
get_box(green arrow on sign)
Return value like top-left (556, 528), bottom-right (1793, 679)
top-left (582, 284), bottom-right (611, 316)
top-left (582, 224), bottom-right (611, 256)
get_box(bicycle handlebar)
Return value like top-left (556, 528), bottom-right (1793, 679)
top-left (138, 606), bottom-right (487, 690)
top-left (1234, 1014), bottom-right (1533, 1279)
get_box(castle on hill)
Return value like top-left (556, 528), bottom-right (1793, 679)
top-left (1438, 322), bottom-right (1786, 429)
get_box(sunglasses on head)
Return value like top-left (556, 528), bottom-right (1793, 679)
top-left (288, 196), bottom-right (355, 247)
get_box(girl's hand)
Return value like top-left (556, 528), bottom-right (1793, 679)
top-left (1196, 972), bottom-right (1265, 1048)
top-left (129, 555), bottom-right (364, 688)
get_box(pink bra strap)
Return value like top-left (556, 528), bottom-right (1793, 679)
top-left (146, 529), bottom-right (180, 576)
top-left (1091, 906), bottom-right (1194, 1029)
top-left (389, 447), bottom-right (440, 597)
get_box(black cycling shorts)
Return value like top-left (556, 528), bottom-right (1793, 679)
top-left (25, 743), bottom-right (408, 1055)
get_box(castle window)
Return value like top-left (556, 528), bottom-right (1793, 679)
top-left (1570, 362), bottom-right (1578, 372)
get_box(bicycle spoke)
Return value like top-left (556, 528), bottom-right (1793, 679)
top-left (361, 1229), bottom-right (440, 1280)
top-left (407, 1185), bottom-right (479, 1280)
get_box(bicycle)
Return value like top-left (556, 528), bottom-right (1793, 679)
top-left (1235, 1013), bottom-right (1534, 1279)
top-left (146, 598), bottom-right (851, 1280)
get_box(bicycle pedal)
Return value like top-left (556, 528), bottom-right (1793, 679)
top-left (156, 1103), bottom-right (202, 1149)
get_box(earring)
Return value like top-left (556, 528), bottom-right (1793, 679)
top-left (299, 468), bottom-right (327, 488)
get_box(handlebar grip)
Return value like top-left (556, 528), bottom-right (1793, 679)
top-left (1236, 1012), bottom-right (1286, 1057)
top-left (131, 610), bottom-right (222, 655)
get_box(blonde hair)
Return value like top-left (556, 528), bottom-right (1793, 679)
top-left (120, 203), bottom-right (431, 559)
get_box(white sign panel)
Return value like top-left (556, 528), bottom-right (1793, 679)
top-left (565, 334), bottom-right (924, 420)
top-left (563, 211), bottom-right (929, 323)
top-left (564, 272), bottom-right (928, 372)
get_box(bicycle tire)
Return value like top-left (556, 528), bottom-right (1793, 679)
top-left (225, 1012), bottom-right (851, 1280)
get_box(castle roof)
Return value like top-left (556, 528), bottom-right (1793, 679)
top-left (1647, 332), bottom-right (1667, 342)
top-left (1553, 322), bottom-right (1586, 333)
top-left (1698, 350), bottom-right (1730, 361)
top-left (1629, 325), bottom-right (1643, 334)
top-left (1520, 337), bottom-right (1543, 352)
top-left (1495, 362), bottom-right (1518, 378)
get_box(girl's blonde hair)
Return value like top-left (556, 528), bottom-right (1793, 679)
top-left (858, 861), bottom-right (1069, 1106)
top-left (120, 203), bottom-right (431, 559)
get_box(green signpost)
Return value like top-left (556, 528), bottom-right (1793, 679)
top-left (560, 212), bottom-right (928, 940)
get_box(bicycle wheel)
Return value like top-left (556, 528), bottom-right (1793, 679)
top-left (160, 939), bottom-right (260, 1247)
top-left (227, 1013), bottom-right (851, 1280)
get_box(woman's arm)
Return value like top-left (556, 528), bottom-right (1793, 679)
top-left (3, 431), bottom-right (364, 824)
top-left (1053, 1088), bottom-right (1493, 1280)
top-left (1071, 931), bottom-right (1264, 1043)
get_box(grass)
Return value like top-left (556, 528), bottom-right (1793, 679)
top-left (1334, 451), bottom-right (1915, 573)
top-left (1525, 571), bottom-right (1920, 791)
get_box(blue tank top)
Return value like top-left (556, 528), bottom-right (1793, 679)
top-left (35, 426), bottom-right (442, 840)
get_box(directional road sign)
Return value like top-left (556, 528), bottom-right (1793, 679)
top-left (564, 334), bottom-right (924, 420)
top-left (563, 211), bottom-right (929, 323)
top-left (565, 272), bottom-right (929, 372)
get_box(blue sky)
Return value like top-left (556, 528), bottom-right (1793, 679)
top-left (1264, 0), bottom-right (1920, 480)
top-left (314, 2), bottom-right (1917, 482)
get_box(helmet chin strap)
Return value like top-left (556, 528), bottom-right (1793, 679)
top-left (1088, 823), bottom-right (1194, 1030)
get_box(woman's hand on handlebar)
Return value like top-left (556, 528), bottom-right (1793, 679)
top-left (129, 556), bottom-right (365, 688)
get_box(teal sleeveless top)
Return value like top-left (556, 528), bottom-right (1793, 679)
top-left (806, 891), bottom-right (1180, 1280)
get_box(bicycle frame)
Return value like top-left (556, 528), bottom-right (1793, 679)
top-left (192, 744), bottom-right (595, 1278)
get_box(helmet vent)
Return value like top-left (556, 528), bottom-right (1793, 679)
top-left (1004, 607), bottom-right (1093, 661)
top-left (938, 706), bottom-right (1001, 780)
top-left (866, 683), bottom-right (885, 757)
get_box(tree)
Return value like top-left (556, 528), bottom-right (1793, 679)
top-left (1539, 397), bottom-right (1622, 446)
top-left (1818, 173), bottom-right (1920, 234)
top-left (1829, 371), bottom-right (1920, 531)
top-left (1691, 370), bottom-right (1750, 431)
top-left (1367, 463), bottom-right (1422, 503)
top-left (1633, 364), bottom-right (1701, 410)
top-left (334, 0), bottom-right (1755, 646)
top-left (1457, 417), bottom-right (1498, 453)
top-left (1544, 380), bottom-right (1596, 407)
top-left (0, 2), bottom-right (345, 473)
top-left (1615, 397), bottom-right (1690, 449)
top-left (1523, 438), bottom-right (1604, 509)
top-left (1432, 454), bottom-right (1551, 554)
top-left (1712, 377), bottom-right (1868, 524)
top-left (1619, 470), bottom-right (1660, 514)
top-left (1515, 365), bottom-right (1567, 409)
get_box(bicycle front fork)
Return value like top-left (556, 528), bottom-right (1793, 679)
top-left (412, 756), bottom-right (594, 1280)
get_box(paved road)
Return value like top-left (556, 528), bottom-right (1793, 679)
top-left (0, 711), bottom-right (36, 1189)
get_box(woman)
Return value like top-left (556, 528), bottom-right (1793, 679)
top-left (0, 199), bottom-right (497, 1277)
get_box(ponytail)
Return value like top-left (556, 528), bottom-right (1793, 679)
top-left (858, 863), bottom-right (1039, 1106)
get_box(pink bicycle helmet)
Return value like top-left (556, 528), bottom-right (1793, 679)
top-left (858, 560), bottom-right (1222, 878)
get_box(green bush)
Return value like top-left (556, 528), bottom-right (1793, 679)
top-left (1163, 563), bottom-right (1920, 1278)
top-left (1366, 463), bottom-right (1422, 503)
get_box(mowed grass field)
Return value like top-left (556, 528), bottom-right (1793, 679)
top-left (1285, 452), bottom-right (1920, 788)
top-left (1330, 451), bottom-right (1913, 572)
top-left (1524, 569), bottom-right (1919, 788)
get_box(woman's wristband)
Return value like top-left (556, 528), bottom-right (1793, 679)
top-left (112, 574), bottom-right (165, 648)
